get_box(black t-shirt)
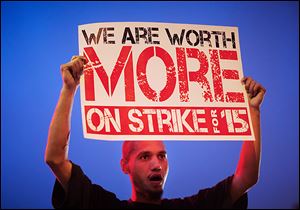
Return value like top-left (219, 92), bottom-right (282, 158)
top-left (52, 162), bottom-right (247, 209)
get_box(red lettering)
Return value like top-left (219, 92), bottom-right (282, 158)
top-left (219, 50), bottom-right (244, 103)
top-left (176, 47), bottom-right (189, 102)
top-left (83, 46), bottom-right (244, 103)
top-left (222, 69), bottom-right (239, 80)
top-left (84, 47), bottom-right (110, 96)
top-left (85, 106), bottom-right (251, 135)
top-left (83, 46), bottom-right (134, 101)
top-left (210, 49), bottom-right (224, 102)
top-left (82, 59), bottom-right (95, 101)
top-left (187, 48), bottom-right (213, 102)
top-left (219, 50), bottom-right (237, 60)
top-left (136, 46), bottom-right (176, 102)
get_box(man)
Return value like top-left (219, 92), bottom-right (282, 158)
top-left (45, 56), bottom-right (266, 209)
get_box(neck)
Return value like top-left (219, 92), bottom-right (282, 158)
top-left (131, 189), bottom-right (162, 205)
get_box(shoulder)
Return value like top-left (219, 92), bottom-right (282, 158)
top-left (52, 161), bottom-right (122, 209)
top-left (161, 175), bottom-right (247, 209)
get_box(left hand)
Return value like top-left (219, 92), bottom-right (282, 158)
top-left (242, 77), bottom-right (266, 110)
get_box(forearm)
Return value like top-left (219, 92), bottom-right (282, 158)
top-left (236, 107), bottom-right (261, 188)
top-left (45, 87), bottom-right (76, 165)
top-left (249, 107), bottom-right (261, 170)
top-left (231, 77), bottom-right (265, 202)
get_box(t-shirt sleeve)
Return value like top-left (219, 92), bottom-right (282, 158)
top-left (191, 175), bottom-right (248, 209)
top-left (52, 161), bottom-right (121, 209)
top-left (165, 175), bottom-right (248, 209)
top-left (194, 175), bottom-right (248, 209)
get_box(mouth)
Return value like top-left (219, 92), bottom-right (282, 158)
top-left (148, 174), bottom-right (163, 185)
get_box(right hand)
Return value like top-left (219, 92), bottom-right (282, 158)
top-left (60, 55), bottom-right (87, 92)
top-left (241, 76), bottom-right (266, 111)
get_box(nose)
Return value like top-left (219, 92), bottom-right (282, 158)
top-left (150, 157), bottom-right (162, 172)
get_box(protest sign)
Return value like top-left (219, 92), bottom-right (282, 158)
top-left (78, 22), bottom-right (254, 141)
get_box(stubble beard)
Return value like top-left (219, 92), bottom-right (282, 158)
top-left (147, 188), bottom-right (163, 200)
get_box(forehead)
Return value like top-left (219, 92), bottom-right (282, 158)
top-left (132, 141), bottom-right (166, 154)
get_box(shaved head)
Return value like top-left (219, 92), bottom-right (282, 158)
top-left (122, 141), bottom-right (166, 161)
top-left (122, 141), bottom-right (136, 161)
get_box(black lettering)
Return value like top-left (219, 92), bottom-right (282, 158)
top-left (211, 31), bottom-right (222, 48)
top-left (135, 27), bottom-right (148, 44)
top-left (149, 27), bottom-right (160, 44)
top-left (106, 27), bottom-right (115, 44)
top-left (82, 28), bottom-right (103, 45)
top-left (122, 27), bottom-right (136, 44)
top-left (199, 30), bottom-right (212, 47)
top-left (186, 30), bottom-right (200, 46)
top-left (222, 32), bottom-right (236, 49)
top-left (165, 28), bottom-right (185, 45)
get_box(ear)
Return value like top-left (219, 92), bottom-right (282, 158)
top-left (120, 158), bottom-right (130, 174)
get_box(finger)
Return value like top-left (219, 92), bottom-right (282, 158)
top-left (64, 57), bottom-right (86, 82)
top-left (64, 69), bottom-right (75, 83)
top-left (77, 60), bottom-right (84, 78)
top-left (77, 59), bottom-right (86, 79)
top-left (71, 62), bottom-right (78, 81)
top-left (73, 61), bottom-right (82, 81)
top-left (253, 83), bottom-right (263, 97)
top-left (66, 61), bottom-right (79, 81)
top-left (241, 76), bottom-right (248, 84)
top-left (77, 58), bottom-right (85, 74)
top-left (71, 55), bottom-right (79, 61)
top-left (78, 61), bottom-right (85, 76)
top-left (61, 63), bottom-right (75, 81)
top-left (74, 56), bottom-right (85, 67)
top-left (78, 55), bottom-right (88, 64)
top-left (61, 63), bottom-right (72, 75)
top-left (248, 80), bottom-right (256, 97)
top-left (244, 77), bottom-right (253, 92)
top-left (71, 55), bottom-right (87, 65)
top-left (257, 83), bottom-right (266, 96)
top-left (255, 88), bottom-right (266, 103)
top-left (73, 55), bottom-right (87, 64)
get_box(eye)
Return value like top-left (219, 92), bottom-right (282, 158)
top-left (140, 154), bottom-right (149, 160)
top-left (158, 154), bottom-right (166, 160)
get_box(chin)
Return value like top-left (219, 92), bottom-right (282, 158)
top-left (149, 189), bottom-right (163, 200)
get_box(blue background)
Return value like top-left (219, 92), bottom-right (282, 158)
top-left (1, 1), bottom-right (299, 209)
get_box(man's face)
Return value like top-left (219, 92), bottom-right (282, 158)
top-left (124, 141), bottom-right (169, 198)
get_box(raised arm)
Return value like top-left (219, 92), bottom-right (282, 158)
top-left (230, 76), bottom-right (266, 203)
top-left (44, 56), bottom-right (86, 192)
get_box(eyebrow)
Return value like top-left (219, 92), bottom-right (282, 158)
top-left (137, 150), bottom-right (167, 157)
top-left (158, 151), bottom-right (167, 155)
